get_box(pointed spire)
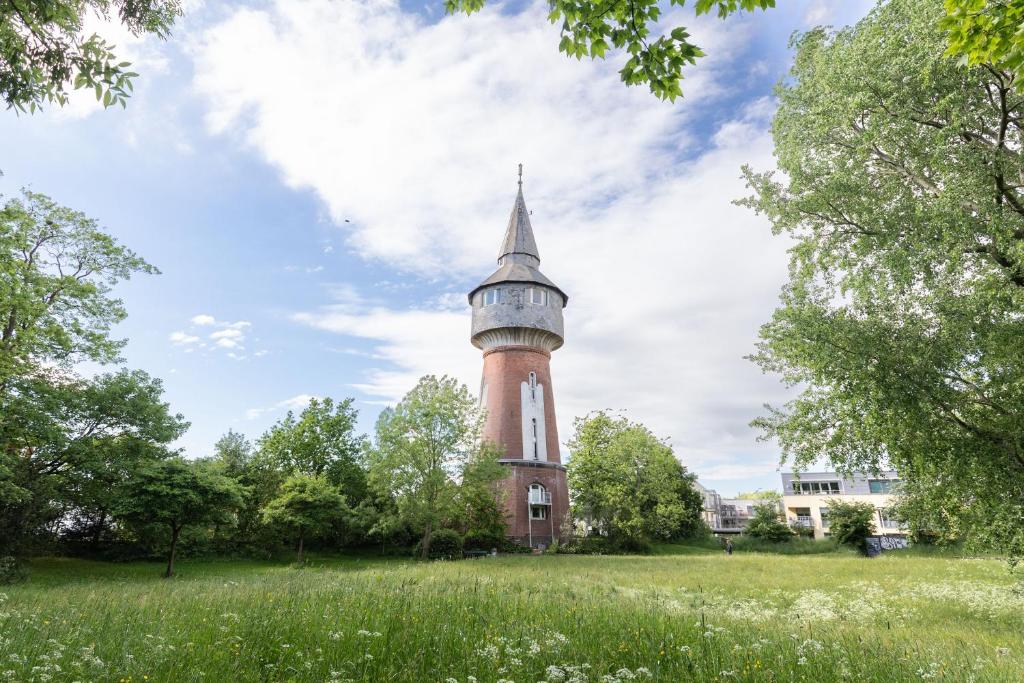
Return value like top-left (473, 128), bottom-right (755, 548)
top-left (498, 165), bottom-right (540, 266)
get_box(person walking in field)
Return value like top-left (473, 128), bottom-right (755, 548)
top-left (725, 539), bottom-right (734, 556)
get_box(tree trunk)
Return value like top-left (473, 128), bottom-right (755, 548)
top-left (165, 525), bottom-right (180, 578)
top-left (296, 531), bottom-right (304, 565)
top-left (90, 510), bottom-right (107, 550)
top-left (420, 519), bottom-right (433, 560)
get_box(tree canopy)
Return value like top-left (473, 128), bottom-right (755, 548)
top-left (262, 474), bottom-right (347, 564)
top-left (566, 411), bottom-right (703, 544)
top-left (257, 397), bottom-right (367, 500)
top-left (741, 0), bottom-right (1024, 560)
top-left (116, 458), bottom-right (242, 577)
top-left (942, 0), bottom-right (1024, 82)
top-left (368, 375), bottom-right (484, 559)
top-left (0, 0), bottom-right (182, 111)
top-left (0, 190), bottom-right (155, 389)
top-left (448, 0), bottom-right (774, 101)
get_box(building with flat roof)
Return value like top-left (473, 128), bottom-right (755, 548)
top-left (696, 482), bottom-right (778, 535)
top-left (780, 471), bottom-right (905, 540)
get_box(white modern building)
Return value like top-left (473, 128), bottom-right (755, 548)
top-left (780, 471), bottom-right (906, 540)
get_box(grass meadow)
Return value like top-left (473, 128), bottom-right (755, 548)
top-left (1, 546), bottom-right (1021, 682)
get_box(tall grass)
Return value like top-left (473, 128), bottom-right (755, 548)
top-left (0, 552), bottom-right (1020, 681)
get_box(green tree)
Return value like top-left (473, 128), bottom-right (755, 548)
top-left (454, 441), bottom-right (507, 547)
top-left (740, 0), bottom-right (1024, 561)
top-left (212, 429), bottom-right (252, 477)
top-left (943, 0), bottom-right (1024, 83)
top-left (734, 489), bottom-right (781, 502)
top-left (262, 474), bottom-right (347, 564)
top-left (367, 376), bottom-right (483, 559)
top-left (0, 190), bottom-right (155, 391)
top-left (0, 0), bottom-right (182, 112)
top-left (0, 369), bottom-right (187, 555)
top-left (743, 503), bottom-right (793, 542)
top-left (448, 0), bottom-right (774, 101)
top-left (115, 458), bottom-right (243, 577)
top-left (258, 397), bottom-right (367, 501)
top-left (827, 500), bottom-right (877, 554)
top-left (567, 411), bottom-right (703, 544)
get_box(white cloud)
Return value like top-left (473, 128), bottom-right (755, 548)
top-left (171, 316), bottom-right (254, 354)
top-left (191, 0), bottom-right (746, 275)
top-left (193, 0), bottom-right (794, 481)
top-left (169, 331), bottom-right (200, 345)
top-left (245, 393), bottom-right (320, 420)
top-left (191, 314), bottom-right (216, 326)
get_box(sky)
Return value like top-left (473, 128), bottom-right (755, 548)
top-left (0, 0), bottom-right (874, 496)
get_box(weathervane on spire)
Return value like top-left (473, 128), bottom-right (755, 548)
top-left (517, 163), bottom-right (523, 188)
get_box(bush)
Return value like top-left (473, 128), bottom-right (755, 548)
top-left (463, 529), bottom-right (504, 552)
top-left (609, 535), bottom-right (653, 554)
top-left (0, 556), bottom-right (28, 584)
top-left (501, 540), bottom-right (533, 553)
top-left (827, 501), bottom-right (876, 554)
top-left (412, 529), bottom-right (463, 560)
top-left (744, 504), bottom-right (794, 542)
top-left (790, 523), bottom-right (815, 539)
top-left (555, 535), bottom-right (652, 555)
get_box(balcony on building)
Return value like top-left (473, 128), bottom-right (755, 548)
top-left (528, 488), bottom-right (552, 505)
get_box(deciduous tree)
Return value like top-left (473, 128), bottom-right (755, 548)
top-left (262, 474), bottom-right (347, 564)
top-left (367, 376), bottom-right (483, 559)
top-left (0, 369), bottom-right (187, 555)
top-left (116, 458), bottom-right (243, 577)
top-left (743, 503), bottom-right (793, 542)
top-left (448, 0), bottom-right (774, 101)
top-left (0, 0), bottom-right (182, 111)
top-left (0, 190), bottom-right (155, 391)
top-left (258, 397), bottom-right (367, 501)
top-left (567, 411), bottom-right (703, 544)
top-left (741, 0), bottom-right (1024, 560)
top-left (826, 501), bottom-right (876, 555)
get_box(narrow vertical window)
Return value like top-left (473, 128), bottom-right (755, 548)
top-left (531, 418), bottom-right (538, 459)
top-left (528, 371), bottom-right (537, 401)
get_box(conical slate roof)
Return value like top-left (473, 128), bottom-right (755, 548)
top-left (468, 180), bottom-right (567, 307)
top-left (498, 186), bottom-right (540, 263)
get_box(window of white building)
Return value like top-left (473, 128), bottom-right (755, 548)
top-left (869, 479), bottom-right (899, 494)
top-left (791, 481), bottom-right (841, 495)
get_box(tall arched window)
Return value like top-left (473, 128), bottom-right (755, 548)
top-left (531, 418), bottom-right (538, 459)
top-left (528, 371), bottom-right (537, 401)
top-left (529, 483), bottom-right (548, 518)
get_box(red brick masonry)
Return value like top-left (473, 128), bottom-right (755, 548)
top-left (480, 345), bottom-right (561, 462)
top-left (480, 344), bottom-right (569, 546)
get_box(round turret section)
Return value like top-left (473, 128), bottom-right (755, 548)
top-left (469, 181), bottom-right (567, 352)
top-left (470, 282), bottom-right (564, 351)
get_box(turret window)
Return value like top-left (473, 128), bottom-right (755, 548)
top-left (483, 289), bottom-right (501, 306)
top-left (526, 287), bottom-right (547, 305)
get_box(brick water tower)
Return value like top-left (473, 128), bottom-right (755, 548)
top-left (468, 167), bottom-right (570, 548)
